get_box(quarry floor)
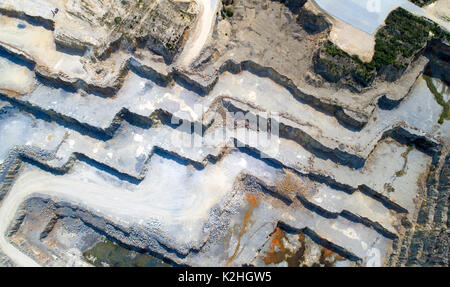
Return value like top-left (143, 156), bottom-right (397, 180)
top-left (0, 0), bottom-right (448, 267)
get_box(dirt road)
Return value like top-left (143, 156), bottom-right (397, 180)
top-left (177, 0), bottom-right (219, 67)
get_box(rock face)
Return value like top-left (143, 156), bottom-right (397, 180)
top-left (0, 0), bottom-right (198, 63)
top-left (388, 156), bottom-right (449, 267)
top-left (0, 251), bottom-right (14, 267)
top-left (54, 0), bottom-right (198, 63)
top-left (297, 8), bottom-right (330, 34)
top-left (313, 51), bottom-right (345, 83)
top-left (272, 0), bottom-right (307, 14)
top-left (425, 39), bottom-right (450, 85)
top-left (0, 0), bottom-right (448, 268)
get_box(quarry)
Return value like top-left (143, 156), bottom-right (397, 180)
top-left (0, 0), bottom-right (448, 268)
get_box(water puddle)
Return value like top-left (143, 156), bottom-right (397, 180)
top-left (83, 237), bottom-right (171, 267)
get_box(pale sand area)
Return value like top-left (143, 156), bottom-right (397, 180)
top-left (307, 1), bottom-right (375, 62)
top-left (0, 57), bottom-right (36, 95)
top-left (314, 0), bottom-right (424, 35)
top-left (329, 16), bottom-right (375, 62)
top-left (424, 0), bottom-right (450, 32)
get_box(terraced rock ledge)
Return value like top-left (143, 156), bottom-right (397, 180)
top-left (0, 0), bottom-right (448, 267)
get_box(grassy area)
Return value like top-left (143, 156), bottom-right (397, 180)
top-left (317, 8), bottom-right (450, 88)
top-left (395, 146), bottom-right (414, 177)
top-left (323, 41), bottom-right (346, 58)
top-left (221, 0), bottom-right (234, 18)
top-left (83, 237), bottom-right (171, 267)
top-left (423, 75), bottom-right (449, 124)
top-left (408, 0), bottom-right (437, 7)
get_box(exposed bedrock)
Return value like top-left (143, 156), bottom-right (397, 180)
top-left (0, 103), bottom-right (426, 235)
top-left (382, 126), bottom-right (442, 164)
top-left (2, 0), bottom-right (448, 132)
top-left (406, 155), bottom-right (449, 266)
top-left (0, 0), bottom-right (198, 64)
top-left (7, 197), bottom-right (182, 266)
top-left (272, 0), bottom-right (331, 34)
top-left (0, 82), bottom-right (369, 170)
top-left (0, 7), bottom-right (55, 31)
top-left (0, 0), bottom-right (448, 268)
top-left (424, 39), bottom-right (450, 85)
top-left (1, 87), bottom-right (441, 184)
top-left (0, 92), bottom-right (445, 266)
top-left (274, 222), bottom-right (360, 263)
top-left (0, 146), bottom-right (55, 202)
top-left (0, 125), bottom-right (435, 246)
top-left (0, 251), bottom-right (14, 267)
top-left (377, 95), bottom-right (403, 110)
top-left (0, 87), bottom-right (443, 222)
top-left (0, 39), bottom-right (367, 129)
top-left (296, 7), bottom-right (330, 34)
top-left (0, 7), bottom-right (372, 130)
top-left (388, 152), bottom-right (448, 267)
top-left (189, 0), bottom-right (441, 126)
top-left (215, 60), bottom-right (368, 130)
top-left (6, 167), bottom-right (385, 266)
top-left (223, 100), bottom-right (365, 168)
top-left (241, 174), bottom-right (398, 240)
top-left (102, 56), bottom-right (375, 129)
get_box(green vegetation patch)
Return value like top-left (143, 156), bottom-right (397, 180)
top-left (424, 75), bottom-right (449, 124)
top-left (408, 0), bottom-right (437, 7)
top-left (83, 237), bottom-right (171, 267)
top-left (316, 8), bottom-right (450, 88)
top-left (395, 146), bottom-right (414, 177)
top-left (221, 0), bottom-right (234, 18)
top-left (114, 16), bottom-right (122, 25)
top-left (384, 183), bottom-right (396, 193)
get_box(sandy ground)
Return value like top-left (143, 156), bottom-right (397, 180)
top-left (330, 20), bottom-right (375, 62)
top-left (307, 1), bottom-right (375, 62)
top-left (177, 0), bottom-right (219, 67)
top-left (424, 0), bottom-right (450, 32)
top-left (0, 58), bottom-right (36, 94)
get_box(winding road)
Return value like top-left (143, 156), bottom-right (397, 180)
top-left (176, 0), bottom-right (219, 67)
